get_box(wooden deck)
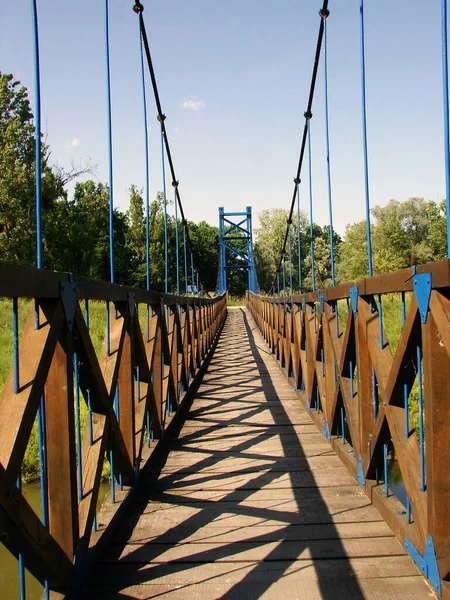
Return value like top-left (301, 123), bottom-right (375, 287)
top-left (85, 307), bottom-right (434, 599)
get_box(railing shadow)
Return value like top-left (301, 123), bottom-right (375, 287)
top-left (83, 308), bottom-right (380, 599)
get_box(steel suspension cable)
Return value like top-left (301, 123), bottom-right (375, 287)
top-left (360, 0), bottom-right (373, 276)
top-left (323, 14), bottom-right (336, 286)
top-left (270, 1), bottom-right (329, 294)
top-left (133, 1), bottom-right (207, 293)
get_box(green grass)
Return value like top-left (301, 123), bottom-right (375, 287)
top-left (0, 299), bottom-right (110, 482)
top-left (227, 295), bottom-right (246, 306)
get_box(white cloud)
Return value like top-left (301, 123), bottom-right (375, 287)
top-left (182, 97), bottom-right (206, 111)
top-left (65, 137), bottom-right (80, 149)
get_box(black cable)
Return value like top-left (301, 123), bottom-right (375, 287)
top-left (270, 1), bottom-right (329, 295)
top-left (133, 2), bottom-right (209, 294)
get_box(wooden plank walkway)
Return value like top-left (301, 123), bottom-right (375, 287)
top-left (85, 307), bottom-right (434, 599)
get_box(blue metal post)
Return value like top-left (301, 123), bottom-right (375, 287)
top-left (160, 123), bottom-right (168, 294)
top-left (442, 0), bottom-right (450, 256)
top-left (139, 28), bottom-right (151, 290)
top-left (31, 0), bottom-right (42, 269)
top-left (105, 0), bottom-right (115, 283)
top-left (323, 17), bottom-right (336, 286)
top-left (360, 0), bottom-right (373, 276)
top-left (175, 189), bottom-right (180, 295)
top-left (296, 185), bottom-right (302, 293)
top-left (74, 354), bottom-right (83, 502)
top-left (13, 298), bottom-right (19, 393)
top-left (417, 345), bottom-right (425, 492)
top-left (307, 121), bottom-right (315, 291)
top-left (288, 223), bottom-right (293, 294)
top-left (183, 225), bottom-right (188, 295)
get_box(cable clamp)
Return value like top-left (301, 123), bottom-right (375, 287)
top-left (172, 180), bottom-right (179, 188)
top-left (319, 8), bottom-right (330, 19)
top-left (157, 114), bottom-right (166, 122)
top-left (294, 177), bottom-right (301, 185)
top-left (182, 219), bottom-right (187, 227)
top-left (133, 1), bottom-right (144, 13)
top-left (304, 110), bottom-right (313, 120)
top-left (287, 218), bottom-right (292, 225)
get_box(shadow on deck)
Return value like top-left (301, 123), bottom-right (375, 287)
top-left (84, 307), bottom-right (432, 599)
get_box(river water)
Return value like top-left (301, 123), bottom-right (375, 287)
top-left (0, 481), bottom-right (110, 600)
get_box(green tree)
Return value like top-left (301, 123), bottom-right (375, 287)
top-left (0, 73), bottom-right (94, 268)
top-left (338, 197), bottom-right (448, 282)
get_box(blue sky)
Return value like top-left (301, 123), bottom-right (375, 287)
top-left (1, 0), bottom-right (446, 235)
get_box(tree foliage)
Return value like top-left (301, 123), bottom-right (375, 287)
top-left (338, 198), bottom-right (447, 282)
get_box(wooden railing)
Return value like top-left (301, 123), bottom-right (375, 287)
top-left (0, 263), bottom-right (227, 595)
top-left (248, 259), bottom-right (450, 598)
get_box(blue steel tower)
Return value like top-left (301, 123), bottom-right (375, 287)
top-left (218, 206), bottom-right (258, 294)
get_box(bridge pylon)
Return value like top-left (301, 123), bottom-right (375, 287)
top-left (218, 206), bottom-right (258, 294)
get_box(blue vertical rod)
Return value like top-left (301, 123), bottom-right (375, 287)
top-left (17, 475), bottom-right (25, 600)
top-left (183, 225), bottom-right (188, 295)
top-left (360, 0), bottom-right (373, 276)
top-left (307, 121), bottom-right (316, 291)
top-left (139, 29), bottom-right (151, 290)
top-left (442, 0), bottom-right (450, 256)
top-left (105, 0), bottom-right (115, 282)
top-left (288, 224), bottom-right (293, 294)
top-left (350, 360), bottom-right (354, 398)
top-left (37, 397), bottom-right (48, 528)
top-left (377, 295), bottom-right (383, 349)
top-left (341, 407), bottom-right (345, 444)
top-left (18, 552), bottom-right (25, 600)
top-left (175, 189), bottom-right (180, 295)
top-left (110, 450), bottom-right (115, 503)
top-left (84, 299), bottom-right (89, 329)
top-left (401, 294), bottom-right (411, 521)
top-left (31, 0), bottom-right (42, 269)
top-left (74, 353), bottom-right (83, 502)
top-left (277, 273), bottom-right (280, 297)
top-left (296, 185), bottom-right (302, 293)
top-left (13, 298), bottom-right (19, 393)
top-left (106, 301), bottom-right (111, 356)
top-left (146, 410), bottom-right (151, 447)
top-left (402, 293), bottom-right (409, 436)
top-left (323, 18), bottom-right (336, 286)
top-left (88, 390), bottom-right (93, 446)
top-left (417, 345), bottom-right (425, 492)
top-left (191, 253), bottom-right (195, 296)
top-left (282, 256), bottom-right (286, 298)
top-left (137, 365), bottom-right (141, 402)
top-left (161, 123), bottom-right (169, 294)
top-left (383, 443), bottom-right (389, 497)
top-left (372, 366), bottom-right (378, 421)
